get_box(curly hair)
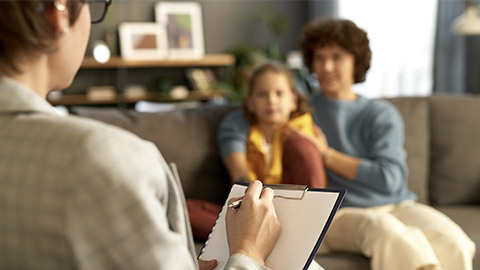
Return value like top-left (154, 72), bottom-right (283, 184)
top-left (300, 18), bottom-right (371, 83)
top-left (0, 0), bottom-right (83, 75)
top-left (244, 60), bottom-right (311, 124)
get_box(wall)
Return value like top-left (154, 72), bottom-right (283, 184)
top-left (68, 0), bottom-right (310, 94)
top-left (88, 0), bottom-right (309, 56)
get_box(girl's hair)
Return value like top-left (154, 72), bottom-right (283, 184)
top-left (300, 18), bottom-right (371, 83)
top-left (0, 0), bottom-right (84, 75)
top-left (244, 60), bottom-right (311, 124)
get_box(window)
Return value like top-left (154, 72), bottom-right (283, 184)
top-left (338, 0), bottom-right (438, 97)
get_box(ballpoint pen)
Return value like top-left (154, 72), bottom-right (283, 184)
top-left (228, 199), bottom-right (242, 210)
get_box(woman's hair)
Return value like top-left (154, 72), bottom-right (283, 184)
top-left (244, 60), bottom-right (311, 124)
top-left (0, 0), bottom-right (83, 75)
top-left (300, 18), bottom-right (371, 83)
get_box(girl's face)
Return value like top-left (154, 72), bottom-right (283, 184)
top-left (247, 71), bottom-right (297, 127)
top-left (312, 44), bottom-right (356, 100)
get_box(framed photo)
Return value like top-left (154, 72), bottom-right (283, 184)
top-left (185, 68), bottom-right (217, 91)
top-left (155, 2), bottom-right (205, 59)
top-left (119, 22), bottom-right (167, 60)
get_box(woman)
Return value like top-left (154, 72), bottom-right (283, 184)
top-left (0, 1), bottom-right (280, 269)
top-left (218, 18), bottom-right (475, 270)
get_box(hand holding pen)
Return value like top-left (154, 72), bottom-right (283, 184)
top-left (225, 180), bottom-right (281, 266)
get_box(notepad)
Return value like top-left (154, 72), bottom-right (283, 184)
top-left (198, 183), bottom-right (346, 270)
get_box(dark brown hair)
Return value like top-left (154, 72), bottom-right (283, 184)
top-left (244, 60), bottom-right (311, 124)
top-left (300, 18), bottom-right (371, 83)
top-left (0, 0), bottom-right (83, 75)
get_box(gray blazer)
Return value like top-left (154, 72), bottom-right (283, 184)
top-left (0, 77), bottom-right (267, 270)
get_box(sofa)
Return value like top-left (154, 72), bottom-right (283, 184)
top-left (70, 94), bottom-right (480, 270)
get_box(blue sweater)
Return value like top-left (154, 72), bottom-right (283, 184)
top-left (217, 93), bottom-right (417, 208)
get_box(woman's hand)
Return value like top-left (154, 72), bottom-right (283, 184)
top-left (225, 180), bottom-right (281, 266)
top-left (295, 125), bottom-right (330, 158)
top-left (312, 125), bottom-right (330, 155)
top-left (198, 259), bottom-right (217, 270)
top-left (298, 125), bottom-right (361, 180)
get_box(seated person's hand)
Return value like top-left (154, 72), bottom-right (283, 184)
top-left (295, 125), bottom-right (329, 156)
top-left (225, 180), bottom-right (281, 266)
top-left (198, 259), bottom-right (217, 270)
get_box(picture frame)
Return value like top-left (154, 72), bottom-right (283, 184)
top-left (119, 22), bottom-right (167, 60)
top-left (154, 2), bottom-right (205, 59)
top-left (185, 68), bottom-right (217, 91)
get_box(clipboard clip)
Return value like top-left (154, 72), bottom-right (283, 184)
top-left (264, 184), bottom-right (308, 200)
top-left (228, 184), bottom-right (308, 210)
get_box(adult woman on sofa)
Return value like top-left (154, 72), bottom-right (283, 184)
top-left (0, 1), bottom-right (281, 269)
top-left (217, 18), bottom-right (475, 270)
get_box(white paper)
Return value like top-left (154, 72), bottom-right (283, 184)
top-left (198, 184), bottom-right (342, 270)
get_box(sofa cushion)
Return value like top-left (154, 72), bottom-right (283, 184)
top-left (429, 95), bottom-right (480, 205)
top-left (71, 104), bottom-right (238, 204)
top-left (435, 205), bottom-right (480, 267)
top-left (386, 97), bottom-right (430, 204)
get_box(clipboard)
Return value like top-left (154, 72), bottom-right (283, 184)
top-left (198, 182), bottom-right (346, 270)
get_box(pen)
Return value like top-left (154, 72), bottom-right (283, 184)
top-left (228, 199), bottom-right (242, 210)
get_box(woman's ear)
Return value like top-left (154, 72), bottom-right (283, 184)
top-left (46, 0), bottom-right (70, 37)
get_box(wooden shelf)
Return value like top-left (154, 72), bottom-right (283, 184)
top-left (48, 91), bottom-right (225, 106)
top-left (81, 54), bottom-right (236, 69)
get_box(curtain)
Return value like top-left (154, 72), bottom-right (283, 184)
top-left (434, 0), bottom-right (480, 94)
top-left (307, 0), bottom-right (338, 20)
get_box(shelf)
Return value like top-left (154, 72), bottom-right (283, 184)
top-left (81, 54), bottom-right (236, 69)
top-left (48, 90), bottom-right (225, 106)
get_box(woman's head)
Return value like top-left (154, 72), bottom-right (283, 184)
top-left (300, 18), bottom-right (371, 84)
top-left (244, 61), bottom-right (311, 126)
top-left (0, 0), bottom-right (86, 76)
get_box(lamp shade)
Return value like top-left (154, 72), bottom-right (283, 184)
top-left (452, 3), bottom-right (480, 35)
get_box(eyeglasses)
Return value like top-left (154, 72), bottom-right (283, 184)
top-left (82, 0), bottom-right (112, 24)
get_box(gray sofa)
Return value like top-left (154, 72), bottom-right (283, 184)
top-left (71, 94), bottom-right (480, 269)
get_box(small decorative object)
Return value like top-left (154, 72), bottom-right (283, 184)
top-left (169, 85), bottom-right (189, 100)
top-left (47, 90), bottom-right (63, 101)
top-left (147, 75), bottom-right (176, 93)
top-left (123, 84), bottom-right (148, 100)
top-left (86, 86), bottom-right (117, 101)
top-left (154, 2), bottom-right (205, 59)
top-left (286, 51), bottom-right (303, 69)
top-left (92, 40), bottom-right (111, 64)
top-left (185, 68), bottom-right (217, 91)
top-left (119, 22), bottom-right (167, 60)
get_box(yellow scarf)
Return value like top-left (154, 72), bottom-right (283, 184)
top-left (246, 113), bottom-right (316, 184)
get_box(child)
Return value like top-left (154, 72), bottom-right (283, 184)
top-left (187, 61), bottom-right (327, 242)
top-left (243, 61), bottom-right (327, 188)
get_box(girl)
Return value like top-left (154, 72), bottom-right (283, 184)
top-left (242, 61), bottom-right (327, 188)
top-left (187, 61), bottom-right (327, 242)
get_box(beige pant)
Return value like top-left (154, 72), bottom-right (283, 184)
top-left (324, 201), bottom-right (475, 270)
